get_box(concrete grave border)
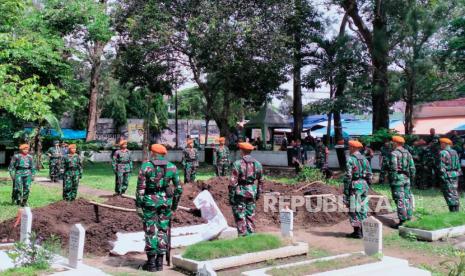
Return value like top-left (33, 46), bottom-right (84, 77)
top-left (172, 242), bottom-right (308, 273)
top-left (399, 225), bottom-right (465, 241)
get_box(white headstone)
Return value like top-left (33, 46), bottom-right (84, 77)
top-left (69, 224), bottom-right (86, 269)
top-left (280, 206), bottom-right (293, 238)
top-left (20, 207), bottom-right (32, 243)
top-left (362, 216), bottom-right (382, 256)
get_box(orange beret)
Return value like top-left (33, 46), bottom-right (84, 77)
top-left (348, 140), bottom-right (363, 148)
top-left (119, 140), bottom-right (128, 146)
top-left (19, 144), bottom-right (29, 150)
top-left (151, 144), bottom-right (167, 155)
top-left (439, 138), bottom-right (453, 145)
top-left (392, 136), bottom-right (405, 144)
top-left (218, 137), bottom-right (225, 143)
top-left (68, 144), bottom-right (77, 149)
top-left (238, 142), bottom-right (254, 151)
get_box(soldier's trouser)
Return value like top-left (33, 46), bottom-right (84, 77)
top-left (115, 171), bottom-right (129, 194)
top-left (12, 172), bottom-right (32, 205)
top-left (348, 182), bottom-right (368, 227)
top-left (390, 176), bottom-right (413, 222)
top-left (49, 159), bottom-right (60, 180)
top-left (63, 171), bottom-right (80, 201)
top-left (441, 176), bottom-right (460, 207)
top-left (232, 201), bottom-right (256, 236)
top-left (215, 163), bottom-right (229, 177)
top-left (143, 206), bottom-right (172, 255)
top-left (184, 163), bottom-right (196, 183)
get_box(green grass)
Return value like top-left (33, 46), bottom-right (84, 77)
top-left (182, 233), bottom-right (283, 261)
top-left (308, 248), bottom-right (331, 258)
top-left (0, 264), bottom-right (52, 276)
top-left (404, 212), bottom-right (465, 231)
top-left (0, 180), bottom-right (62, 222)
top-left (384, 232), bottom-right (458, 258)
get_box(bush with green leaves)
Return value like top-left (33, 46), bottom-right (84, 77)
top-left (7, 233), bottom-right (60, 270)
top-left (441, 251), bottom-right (465, 276)
top-left (296, 167), bottom-right (326, 183)
top-left (358, 128), bottom-right (398, 149)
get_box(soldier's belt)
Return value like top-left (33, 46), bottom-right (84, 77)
top-left (15, 167), bottom-right (31, 170)
top-left (118, 161), bottom-right (131, 164)
top-left (66, 167), bottom-right (80, 171)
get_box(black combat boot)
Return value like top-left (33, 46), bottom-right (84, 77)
top-left (155, 254), bottom-right (164, 271)
top-left (142, 253), bottom-right (157, 272)
top-left (346, 227), bottom-right (363, 239)
top-left (452, 205), bottom-right (460, 212)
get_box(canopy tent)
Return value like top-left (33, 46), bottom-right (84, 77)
top-left (288, 114), bottom-right (356, 130)
top-left (245, 105), bottom-right (291, 149)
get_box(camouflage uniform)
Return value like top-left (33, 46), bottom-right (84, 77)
top-left (343, 152), bottom-right (372, 228)
top-left (47, 145), bottom-right (62, 182)
top-left (388, 147), bottom-right (415, 223)
top-left (62, 153), bottom-right (82, 201)
top-left (136, 156), bottom-right (182, 255)
top-left (213, 146), bottom-right (230, 176)
top-left (112, 149), bottom-right (133, 195)
top-left (229, 155), bottom-right (264, 236)
top-left (8, 153), bottom-right (36, 205)
top-left (412, 145), bottom-right (429, 189)
top-left (427, 136), bottom-right (440, 188)
top-left (182, 147), bottom-right (198, 183)
top-left (379, 144), bottom-right (391, 184)
top-left (439, 146), bottom-right (461, 209)
top-left (315, 143), bottom-right (328, 171)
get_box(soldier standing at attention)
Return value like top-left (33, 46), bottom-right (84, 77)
top-left (9, 144), bottom-right (35, 206)
top-left (136, 144), bottom-right (182, 272)
top-left (292, 139), bottom-right (307, 174)
top-left (182, 139), bottom-right (199, 183)
top-left (388, 136), bottom-right (416, 228)
top-left (112, 140), bottom-right (133, 195)
top-left (62, 144), bottom-right (82, 201)
top-left (379, 140), bottom-right (391, 184)
top-left (343, 140), bottom-right (372, 239)
top-left (438, 138), bottom-right (461, 212)
top-left (315, 138), bottom-right (329, 177)
top-left (213, 137), bottom-right (230, 177)
top-left (229, 142), bottom-right (263, 236)
top-left (47, 140), bottom-right (62, 182)
top-left (412, 139), bottom-right (429, 189)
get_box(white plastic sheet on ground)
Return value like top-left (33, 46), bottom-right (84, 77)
top-left (110, 191), bottom-right (229, 255)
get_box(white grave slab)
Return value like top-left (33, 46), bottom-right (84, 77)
top-left (362, 216), bottom-right (382, 256)
top-left (280, 207), bottom-right (293, 238)
top-left (20, 207), bottom-right (32, 243)
top-left (68, 224), bottom-right (85, 269)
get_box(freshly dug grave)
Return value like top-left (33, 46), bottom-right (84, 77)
top-left (0, 177), bottom-right (385, 255)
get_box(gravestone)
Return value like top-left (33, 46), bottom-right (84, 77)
top-left (280, 206), bottom-right (293, 238)
top-left (20, 207), bottom-right (32, 243)
top-left (362, 216), bottom-right (382, 256)
top-left (69, 224), bottom-right (85, 269)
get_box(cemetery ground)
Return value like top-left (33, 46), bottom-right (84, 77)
top-left (0, 163), bottom-right (464, 275)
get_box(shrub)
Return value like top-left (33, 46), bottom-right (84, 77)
top-left (8, 232), bottom-right (60, 269)
top-left (296, 167), bottom-right (326, 183)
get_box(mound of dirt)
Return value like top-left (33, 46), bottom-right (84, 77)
top-left (0, 177), bottom-right (386, 255)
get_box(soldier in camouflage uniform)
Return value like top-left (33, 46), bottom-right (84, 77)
top-left (343, 140), bottom-right (372, 239)
top-left (182, 139), bottom-right (199, 183)
top-left (136, 144), bottom-right (182, 272)
top-left (9, 144), bottom-right (36, 206)
top-left (62, 144), bottom-right (82, 201)
top-left (315, 138), bottom-right (329, 175)
top-left (112, 140), bottom-right (133, 195)
top-left (47, 140), bottom-right (62, 182)
top-left (412, 139), bottom-right (429, 189)
top-left (379, 140), bottom-right (392, 184)
top-left (213, 137), bottom-right (230, 176)
top-left (388, 136), bottom-right (415, 227)
top-left (229, 142), bottom-right (263, 236)
top-left (438, 138), bottom-right (461, 212)
top-left (426, 129), bottom-right (440, 188)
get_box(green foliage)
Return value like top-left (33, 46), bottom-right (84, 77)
top-left (7, 232), bottom-right (60, 269)
top-left (403, 212), bottom-right (465, 231)
top-left (359, 129), bottom-right (398, 146)
top-left (170, 87), bottom-right (206, 119)
top-left (182, 233), bottom-right (282, 261)
top-left (441, 251), bottom-right (465, 276)
top-left (296, 167), bottom-right (326, 183)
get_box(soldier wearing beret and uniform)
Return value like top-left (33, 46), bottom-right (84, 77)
top-left (438, 138), bottom-right (461, 212)
top-left (112, 140), bottom-right (133, 195)
top-left (182, 139), bottom-right (199, 183)
top-left (136, 144), bottom-right (182, 272)
top-left (388, 136), bottom-right (415, 227)
top-left (343, 140), bottom-right (372, 239)
top-left (47, 140), bottom-right (62, 182)
top-left (8, 144), bottom-right (36, 206)
top-left (229, 142), bottom-right (264, 236)
top-left (62, 144), bottom-right (82, 201)
top-left (213, 137), bottom-right (230, 177)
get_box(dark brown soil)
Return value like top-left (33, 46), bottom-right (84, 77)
top-left (0, 177), bottom-right (386, 256)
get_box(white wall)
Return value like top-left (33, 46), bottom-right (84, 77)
top-left (86, 150), bottom-right (205, 163)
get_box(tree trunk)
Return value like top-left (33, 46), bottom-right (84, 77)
top-left (85, 41), bottom-right (104, 142)
top-left (33, 126), bottom-right (42, 170)
top-left (292, 0), bottom-right (303, 140)
top-left (175, 90), bottom-right (179, 149)
top-left (371, 0), bottom-right (390, 131)
top-left (326, 113), bottom-right (332, 145)
top-left (204, 117), bottom-right (210, 147)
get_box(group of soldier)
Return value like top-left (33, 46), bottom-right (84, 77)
top-left (344, 135), bottom-right (461, 239)
top-left (8, 141), bottom-right (82, 206)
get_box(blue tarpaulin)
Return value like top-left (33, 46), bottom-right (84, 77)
top-left (312, 120), bottom-right (403, 137)
top-left (25, 128), bottom-right (86, 140)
